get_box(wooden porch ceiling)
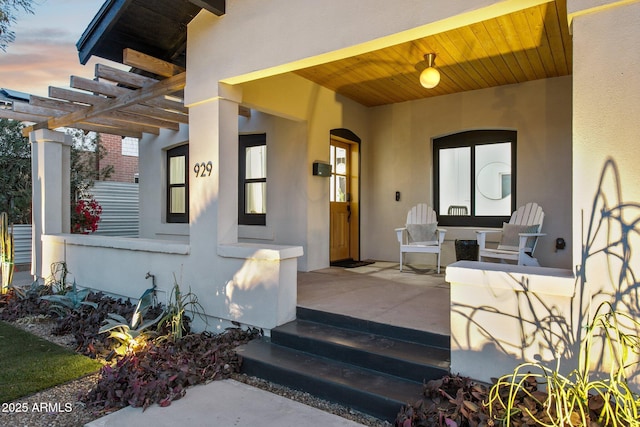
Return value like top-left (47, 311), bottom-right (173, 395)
top-left (0, 49), bottom-right (187, 139)
top-left (294, 1), bottom-right (572, 107)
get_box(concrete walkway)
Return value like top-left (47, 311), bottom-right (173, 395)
top-left (85, 379), bottom-right (366, 427)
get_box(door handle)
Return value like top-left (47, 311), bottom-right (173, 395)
top-left (347, 204), bottom-right (351, 223)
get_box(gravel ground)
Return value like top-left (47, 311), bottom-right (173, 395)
top-left (1, 318), bottom-right (393, 427)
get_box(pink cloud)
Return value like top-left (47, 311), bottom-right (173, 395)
top-left (1, 0), bottom-right (109, 96)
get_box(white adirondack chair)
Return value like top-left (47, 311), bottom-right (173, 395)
top-left (476, 202), bottom-right (545, 266)
top-left (395, 204), bottom-right (446, 273)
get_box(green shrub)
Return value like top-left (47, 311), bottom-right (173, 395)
top-left (40, 280), bottom-right (98, 317)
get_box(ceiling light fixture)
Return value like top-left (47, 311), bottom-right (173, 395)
top-left (419, 53), bottom-right (440, 89)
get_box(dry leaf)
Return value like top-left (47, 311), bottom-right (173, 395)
top-left (464, 400), bottom-right (480, 412)
top-left (588, 394), bottom-right (604, 411)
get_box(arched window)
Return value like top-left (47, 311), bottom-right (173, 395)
top-left (433, 130), bottom-right (516, 227)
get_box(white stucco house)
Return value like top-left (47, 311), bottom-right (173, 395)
top-left (2, 0), bottom-right (639, 391)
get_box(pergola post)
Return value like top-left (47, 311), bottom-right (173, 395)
top-left (30, 129), bottom-right (71, 277)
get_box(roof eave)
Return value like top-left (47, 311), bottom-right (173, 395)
top-left (76, 0), bottom-right (131, 65)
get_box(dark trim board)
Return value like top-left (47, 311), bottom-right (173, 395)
top-left (77, 0), bottom-right (226, 67)
top-left (188, 0), bottom-right (225, 15)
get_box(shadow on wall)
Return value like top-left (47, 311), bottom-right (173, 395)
top-left (451, 158), bottom-right (640, 386)
top-left (579, 158), bottom-right (640, 385)
top-left (451, 269), bottom-right (581, 381)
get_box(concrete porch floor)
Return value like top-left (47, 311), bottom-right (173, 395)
top-left (297, 261), bottom-right (450, 336)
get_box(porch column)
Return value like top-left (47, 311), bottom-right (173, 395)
top-left (185, 83), bottom-right (302, 331)
top-left (568, 0), bottom-right (640, 392)
top-left (187, 83), bottom-right (240, 251)
top-left (30, 129), bottom-right (71, 277)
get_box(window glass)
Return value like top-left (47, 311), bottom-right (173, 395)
top-left (245, 145), bottom-right (266, 180)
top-left (170, 187), bottom-right (186, 214)
top-left (336, 175), bottom-right (347, 202)
top-left (330, 175), bottom-right (335, 201)
top-left (330, 143), bottom-right (350, 203)
top-left (169, 156), bottom-right (185, 185)
top-left (475, 142), bottom-right (511, 216)
top-left (239, 134), bottom-right (267, 225)
top-left (438, 146), bottom-right (470, 216)
top-left (245, 182), bottom-right (266, 214)
top-left (434, 130), bottom-right (516, 227)
top-left (335, 147), bottom-right (347, 175)
top-left (166, 144), bottom-right (188, 223)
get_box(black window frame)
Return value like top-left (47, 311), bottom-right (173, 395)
top-left (239, 133), bottom-right (267, 226)
top-left (166, 144), bottom-right (189, 224)
top-left (433, 130), bottom-right (517, 227)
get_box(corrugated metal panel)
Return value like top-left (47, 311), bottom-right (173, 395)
top-left (13, 224), bottom-right (32, 265)
top-left (91, 181), bottom-right (139, 237)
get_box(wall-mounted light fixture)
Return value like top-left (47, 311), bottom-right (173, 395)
top-left (419, 53), bottom-right (440, 89)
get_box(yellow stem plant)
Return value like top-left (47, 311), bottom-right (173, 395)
top-left (487, 301), bottom-right (640, 426)
top-left (1, 212), bottom-right (15, 294)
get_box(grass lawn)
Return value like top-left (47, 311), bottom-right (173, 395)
top-left (0, 321), bottom-right (103, 403)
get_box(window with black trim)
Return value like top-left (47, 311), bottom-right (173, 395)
top-left (433, 130), bottom-right (516, 227)
top-left (239, 134), bottom-right (266, 226)
top-left (166, 144), bottom-right (189, 223)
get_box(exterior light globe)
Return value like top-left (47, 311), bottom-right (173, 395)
top-left (420, 67), bottom-right (440, 89)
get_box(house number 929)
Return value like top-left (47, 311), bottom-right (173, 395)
top-left (194, 161), bottom-right (213, 177)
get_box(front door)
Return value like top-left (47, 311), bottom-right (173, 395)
top-left (330, 140), bottom-right (351, 262)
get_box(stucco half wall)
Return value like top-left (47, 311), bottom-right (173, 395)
top-left (447, 261), bottom-right (579, 383)
top-left (39, 234), bottom-right (303, 332)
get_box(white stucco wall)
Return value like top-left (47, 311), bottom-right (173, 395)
top-left (239, 74), bottom-right (370, 271)
top-left (234, 74), bottom-right (572, 270)
top-left (570, 0), bottom-right (640, 389)
top-left (447, 261), bottom-right (577, 384)
top-left (138, 123), bottom-right (190, 241)
top-left (237, 111), bottom-right (308, 262)
top-left (364, 76), bottom-right (573, 269)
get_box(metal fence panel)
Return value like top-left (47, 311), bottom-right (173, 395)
top-left (91, 181), bottom-right (139, 237)
top-left (13, 224), bottom-right (32, 265)
top-left (8, 182), bottom-right (139, 266)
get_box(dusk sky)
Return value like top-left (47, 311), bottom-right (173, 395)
top-left (0, 0), bottom-right (124, 97)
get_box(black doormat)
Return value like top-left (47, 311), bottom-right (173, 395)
top-left (330, 259), bottom-right (375, 268)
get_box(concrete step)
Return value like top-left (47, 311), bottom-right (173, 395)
top-left (297, 306), bottom-right (450, 350)
top-left (271, 319), bottom-right (449, 382)
top-left (237, 339), bottom-right (424, 421)
top-left (237, 307), bottom-right (450, 422)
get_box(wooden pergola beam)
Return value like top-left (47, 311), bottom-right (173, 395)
top-left (4, 50), bottom-right (191, 138)
top-left (23, 72), bottom-right (186, 136)
top-left (12, 102), bottom-right (67, 118)
top-left (239, 106), bottom-right (251, 118)
top-left (48, 87), bottom-right (188, 124)
top-left (29, 95), bottom-right (85, 112)
top-left (70, 76), bottom-right (187, 114)
top-left (95, 63), bottom-right (157, 88)
top-left (30, 94), bottom-right (179, 131)
top-left (18, 96), bottom-right (162, 135)
top-left (0, 109), bottom-right (37, 123)
top-left (72, 122), bottom-right (142, 139)
top-left (123, 48), bottom-right (185, 78)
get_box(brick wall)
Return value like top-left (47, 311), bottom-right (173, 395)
top-left (99, 134), bottom-right (139, 183)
